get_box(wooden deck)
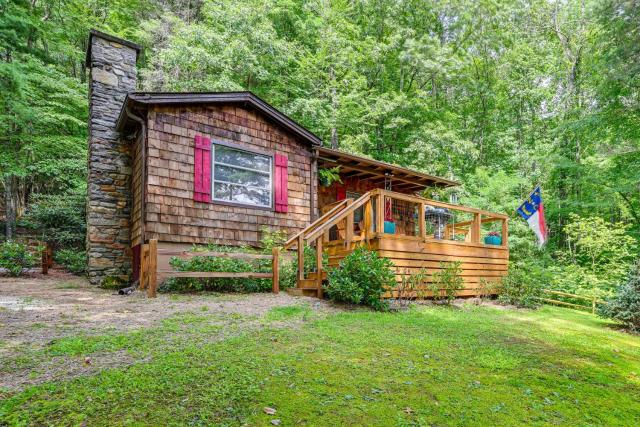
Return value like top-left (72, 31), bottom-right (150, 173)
top-left (285, 189), bottom-right (509, 298)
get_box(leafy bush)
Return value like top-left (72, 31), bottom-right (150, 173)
top-left (0, 241), bottom-right (36, 276)
top-left (162, 254), bottom-right (273, 293)
top-left (258, 226), bottom-right (288, 251)
top-left (325, 246), bottom-right (395, 311)
top-left (23, 192), bottom-right (86, 249)
top-left (498, 263), bottom-right (544, 308)
top-left (428, 261), bottom-right (464, 304)
top-left (598, 262), bottom-right (640, 331)
top-left (54, 249), bottom-right (87, 275)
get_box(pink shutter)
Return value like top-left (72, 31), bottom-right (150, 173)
top-left (274, 153), bottom-right (288, 212)
top-left (194, 135), bottom-right (211, 202)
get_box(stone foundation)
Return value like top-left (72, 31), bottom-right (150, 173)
top-left (86, 31), bottom-right (141, 285)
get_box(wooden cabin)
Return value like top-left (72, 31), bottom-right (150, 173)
top-left (86, 30), bottom-right (508, 296)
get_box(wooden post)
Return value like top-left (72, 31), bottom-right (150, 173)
top-left (41, 244), bottom-right (50, 275)
top-left (419, 202), bottom-right (426, 239)
top-left (501, 218), bottom-right (509, 247)
top-left (376, 194), bottom-right (385, 234)
top-left (345, 199), bottom-right (354, 248)
top-left (363, 200), bottom-right (372, 244)
top-left (272, 247), bottom-right (280, 294)
top-left (471, 213), bottom-right (481, 244)
top-left (139, 244), bottom-right (147, 290)
top-left (315, 238), bottom-right (323, 299)
top-left (147, 239), bottom-right (158, 298)
top-left (297, 235), bottom-right (305, 281)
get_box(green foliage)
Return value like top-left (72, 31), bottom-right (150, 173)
top-left (54, 249), bottom-right (87, 275)
top-left (0, 241), bottom-right (36, 276)
top-left (598, 261), bottom-right (640, 331)
top-left (429, 261), bottom-right (464, 305)
top-left (100, 276), bottom-right (127, 290)
top-left (325, 246), bottom-right (395, 311)
top-left (23, 192), bottom-right (86, 249)
top-left (550, 215), bottom-right (636, 297)
top-left (258, 226), bottom-right (288, 252)
top-left (318, 167), bottom-right (342, 187)
top-left (498, 263), bottom-right (545, 308)
top-left (164, 253), bottom-right (273, 293)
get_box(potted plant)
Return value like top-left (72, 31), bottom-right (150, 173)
top-left (484, 231), bottom-right (502, 246)
top-left (484, 231), bottom-right (502, 245)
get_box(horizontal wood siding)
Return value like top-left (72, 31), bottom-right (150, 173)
top-left (144, 105), bottom-right (314, 246)
top-left (326, 236), bottom-right (509, 297)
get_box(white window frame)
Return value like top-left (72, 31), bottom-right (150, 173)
top-left (211, 142), bottom-right (273, 209)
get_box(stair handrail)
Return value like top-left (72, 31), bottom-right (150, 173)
top-left (283, 198), bottom-right (350, 249)
top-left (304, 191), bottom-right (373, 243)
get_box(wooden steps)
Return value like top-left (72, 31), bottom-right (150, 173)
top-left (287, 270), bottom-right (328, 298)
top-left (287, 287), bottom-right (320, 297)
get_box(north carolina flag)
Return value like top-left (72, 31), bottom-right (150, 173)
top-left (517, 186), bottom-right (548, 248)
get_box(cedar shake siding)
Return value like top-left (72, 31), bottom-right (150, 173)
top-left (143, 104), bottom-right (315, 246)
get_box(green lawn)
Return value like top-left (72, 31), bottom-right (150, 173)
top-left (1, 304), bottom-right (639, 426)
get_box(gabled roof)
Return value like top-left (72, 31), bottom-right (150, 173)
top-left (116, 91), bottom-right (322, 146)
top-left (317, 147), bottom-right (459, 190)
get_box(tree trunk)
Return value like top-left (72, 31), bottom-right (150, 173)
top-left (4, 176), bottom-right (15, 240)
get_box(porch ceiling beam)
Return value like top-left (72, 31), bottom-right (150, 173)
top-left (336, 164), bottom-right (430, 189)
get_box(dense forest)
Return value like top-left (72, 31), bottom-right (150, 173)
top-left (1, 0), bottom-right (638, 297)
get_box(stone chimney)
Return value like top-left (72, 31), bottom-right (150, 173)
top-left (85, 30), bottom-right (142, 286)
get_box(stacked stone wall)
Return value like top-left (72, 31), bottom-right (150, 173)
top-left (86, 34), bottom-right (140, 285)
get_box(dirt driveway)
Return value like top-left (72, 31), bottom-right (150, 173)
top-left (0, 270), bottom-right (333, 392)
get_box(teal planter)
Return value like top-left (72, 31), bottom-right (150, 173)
top-left (484, 235), bottom-right (502, 245)
top-left (383, 221), bottom-right (396, 234)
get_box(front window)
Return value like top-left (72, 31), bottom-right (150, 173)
top-left (212, 144), bottom-right (272, 208)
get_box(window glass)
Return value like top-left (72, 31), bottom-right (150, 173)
top-left (214, 145), bottom-right (270, 172)
top-left (212, 144), bottom-right (272, 208)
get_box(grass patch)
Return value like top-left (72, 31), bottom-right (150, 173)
top-left (265, 304), bottom-right (313, 321)
top-left (1, 306), bottom-right (639, 425)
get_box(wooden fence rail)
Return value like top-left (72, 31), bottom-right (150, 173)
top-left (538, 289), bottom-right (606, 314)
top-left (139, 239), bottom-right (280, 298)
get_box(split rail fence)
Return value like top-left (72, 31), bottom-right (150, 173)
top-left (538, 289), bottom-right (605, 314)
top-left (139, 239), bottom-right (281, 298)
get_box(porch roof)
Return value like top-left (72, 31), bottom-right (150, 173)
top-left (316, 147), bottom-right (459, 191)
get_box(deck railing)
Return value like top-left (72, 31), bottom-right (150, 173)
top-left (374, 189), bottom-right (509, 247)
top-left (322, 189), bottom-right (508, 247)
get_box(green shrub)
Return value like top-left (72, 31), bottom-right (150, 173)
top-left (162, 254), bottom-right (273, 293)
top-left (258, 226), bottom-right (288, 251)
top-left (325, 246), bottom-right (395, 311)
top-left (428, 261), bottom-right (464, 304)
top-left (598, 261), bottom-right (640, 331)
top-left (498, 264), bottom-right (543, 308)
top-left (0, 241), bottom-right (36, 276)
top-left (23, 192), bottom-right (86, 249)
top-left (54, 249), bottom-right (87, 275)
